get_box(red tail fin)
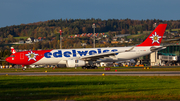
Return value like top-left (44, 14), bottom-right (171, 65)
top-left (136, 24), bottom-right (167, 47)
top-left (11, 47), bottom-right (16, 54)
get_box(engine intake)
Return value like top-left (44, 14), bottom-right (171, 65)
top-left (66, 59), bottom-right (85, 67)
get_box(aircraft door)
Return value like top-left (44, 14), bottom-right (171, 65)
top-left (136, 50), bottom-right (140, 54)
top-left (20, 53), bottom-right (24, 59)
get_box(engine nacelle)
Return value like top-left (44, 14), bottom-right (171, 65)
top-left (66, 59), bottom-right (85, 67)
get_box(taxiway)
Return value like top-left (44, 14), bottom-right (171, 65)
top-left (1, 71), bottom-right (180, 76)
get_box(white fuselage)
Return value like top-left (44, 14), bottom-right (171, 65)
top-left (33, 46), bottom-right (157, 65)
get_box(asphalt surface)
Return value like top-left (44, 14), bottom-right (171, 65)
top-left (1, 71), bottom-right (180, 76)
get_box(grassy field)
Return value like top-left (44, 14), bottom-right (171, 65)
top-left (0, 75), bottom-right (180, 101)
top-left (14, 36), bottom-right (29, 39)
top-left (1, 67), bottom-right (180, 101)
top-left (126, 33), bottom-right (149, 39)
top-left (1, 66), bottom-right (180, 72)
top-left (166, 28), bottom-right (180, 32)
top-left (4, 37), bottom-right (29, 40)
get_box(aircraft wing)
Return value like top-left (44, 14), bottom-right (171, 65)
top-left (80, 47), bottom-right (134, 61)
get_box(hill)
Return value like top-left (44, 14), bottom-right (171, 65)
top-left (0, 18), bottom-right (180, 50)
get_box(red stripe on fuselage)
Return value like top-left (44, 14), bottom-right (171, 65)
top-left (7, 50), bottom-right (52, 65)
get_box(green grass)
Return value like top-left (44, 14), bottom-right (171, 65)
top-left (166, 28), bottom-right (180, 32)
top-left (4, 37), bottom-right (29, 40)
top-left (127, 33), bottom-right (150, 39)
top-left (14, 36), bottom-right (29, 39)
top-left (1, 66), bottom-right (180, 72)
top-left (127, 34), bottom-right (144, 39)
top-left (0, 76), bottom-right (180, 101)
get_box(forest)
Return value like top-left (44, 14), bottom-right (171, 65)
top-left (0, 18), bottom-right (180, 50)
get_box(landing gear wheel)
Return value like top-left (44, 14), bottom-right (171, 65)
top-left (82, 66), bottom-right (86, 69)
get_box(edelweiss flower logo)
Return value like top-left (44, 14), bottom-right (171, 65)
top-left (25, 51), bottom-right (39, 61)
top-left (149, 32), bottom-right (161, 44)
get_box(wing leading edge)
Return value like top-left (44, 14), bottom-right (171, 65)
top-left (79, 47), bottom-right (134, 61)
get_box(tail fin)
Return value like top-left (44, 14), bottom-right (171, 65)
top-left (11, 47), bottom-right (16, 54)
top-left (136, 24), bottom-right (167, 47)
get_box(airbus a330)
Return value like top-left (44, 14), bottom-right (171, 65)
top-left (6, 24), bottom-right (167, 68)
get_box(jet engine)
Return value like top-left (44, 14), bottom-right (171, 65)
top-left (66, 59), bottom-right (85, 67)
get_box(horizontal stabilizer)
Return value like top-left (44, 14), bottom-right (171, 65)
top-left (150, 46), bottom-right (166, 52)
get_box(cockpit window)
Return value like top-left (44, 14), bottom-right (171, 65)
top-left (10, 55), bottom-right (15, 57)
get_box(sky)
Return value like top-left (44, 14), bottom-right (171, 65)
top-left (0, 0), bottom-right (180, 28)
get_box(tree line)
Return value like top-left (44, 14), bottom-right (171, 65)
top-left (0, 18), bottom-right (180, 50)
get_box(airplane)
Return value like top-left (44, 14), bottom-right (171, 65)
top-left (5, 24), bottom-right (167, 69)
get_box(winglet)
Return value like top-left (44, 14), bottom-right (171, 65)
top-left (11, 47), bottom-right (16, 54)
top-left (136, 24), bottom-right (167, 47)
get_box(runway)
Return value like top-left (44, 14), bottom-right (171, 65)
top-left (1, 71), bottom-right (180, 76)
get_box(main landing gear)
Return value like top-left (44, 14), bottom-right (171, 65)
top-left (82, 65), bottom-right (98, 69)
top-left (82, 61), bottom-right (98, 69)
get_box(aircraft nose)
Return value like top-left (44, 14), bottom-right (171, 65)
top-left (5, 57), bottom-right (10, 62)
